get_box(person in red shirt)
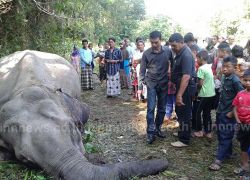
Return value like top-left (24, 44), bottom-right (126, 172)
top-left (233, 69), bottom-right (250, 176)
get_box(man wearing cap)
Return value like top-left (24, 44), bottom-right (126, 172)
top-left (169, 33), bottom-right (197, 147)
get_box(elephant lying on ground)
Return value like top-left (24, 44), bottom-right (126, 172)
top-left (0, 50), bottom-right (168, 179)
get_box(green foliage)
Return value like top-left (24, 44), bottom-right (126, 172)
top-left (83, 125), bottom-right (98, 153)
top-left (0, 0), bottom-right (145, 58)
top-left (135, 16), bottom-right (184, 41)
top-left (24, 170), bottom-right (48, 180)
top-left (210, 12), bottom-right (241, 36)
top-left (0, 161), bottom-right (51, 180)
top-left (210, 0), bottom-right (250, 39)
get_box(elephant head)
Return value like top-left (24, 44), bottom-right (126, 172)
top-left (0, 50), bottom-right (168, 179)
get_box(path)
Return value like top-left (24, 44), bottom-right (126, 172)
top-left (81, 76), bottom-right (240, 180)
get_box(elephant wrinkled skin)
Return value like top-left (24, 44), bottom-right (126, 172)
top-left (0, 50), bottom-right (168, 179)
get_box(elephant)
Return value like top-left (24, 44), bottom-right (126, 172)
top-left (0, 50), bottom-right (168, 179)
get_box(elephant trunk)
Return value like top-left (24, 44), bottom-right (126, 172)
top-left (105, 159), bottom-right (168, 179)
top-left (51, 149), bottom-right (168, 180)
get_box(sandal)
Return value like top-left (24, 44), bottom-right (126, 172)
top-left (234, 167), bottom-right (249, 176)
top-left (209, 160), bottom-right (222, 171)
top-left (192, 131), bottom-right (204, 138)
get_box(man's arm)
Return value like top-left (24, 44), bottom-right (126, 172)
top-left (176, 53), bottom-right (193, 105)
top-left (138, 53), bottom-right (147, 90)
top-left (176, 74), bottom-right (190, 97)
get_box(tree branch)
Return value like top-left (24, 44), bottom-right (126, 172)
top-left (32, 0), bottom-right (85, 20)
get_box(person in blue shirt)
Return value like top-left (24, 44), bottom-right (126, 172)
top-left (79, 39), bottom-right (94, 90)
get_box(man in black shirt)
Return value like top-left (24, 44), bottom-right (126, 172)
top-left (139, 31), bottom-right (172, 144)
top-left (169, 33), bottom-right (196, 147)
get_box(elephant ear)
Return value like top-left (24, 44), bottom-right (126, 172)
top-left (58, 90), bottom-right (90, 133)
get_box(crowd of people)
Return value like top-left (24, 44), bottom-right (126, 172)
top-left (70, 31), bottom-right (250, 177)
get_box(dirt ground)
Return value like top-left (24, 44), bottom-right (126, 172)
top-left (81, 75), bottom-right (241, 180)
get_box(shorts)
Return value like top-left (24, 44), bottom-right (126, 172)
top-left (237, 124), bottom-right (250, 152)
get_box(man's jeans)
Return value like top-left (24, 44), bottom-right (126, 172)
top-left (146, 85), bottom-right (167, 134)
top-left (216, 112), bottom-right (236, 161)
top-left (175, 87), bottom-right (192, 145)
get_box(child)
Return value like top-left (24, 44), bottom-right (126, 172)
top-left (132, 40), bottom-right (145, 100)
top-left (232, 45), bottom-right (248, 83)
top-left (193, 50), bottom-right (215, 138)
top-left (190, 43), bottom-right (200, 133)
top-left (88, 43), bottom-right (96, 71)
top-left (119, 41), bottom-right (129, 89)
top-left (165, 63), bottom-right (177, 123)
top-left (232, 69), bottom-right (250, 176)
top-left (70, 45), bottom-right (80, 74)
top-left (209, 56), bottom-right (244, 171)
top-left (97, 45), bottom-right (106, 87)
top-left (236, 58), bottom-right (247, 84)
top-left (212, 42), bottom-right (232, 110)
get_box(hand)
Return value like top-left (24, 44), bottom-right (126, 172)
top-left (176, 95), bottom-right (185, 106)
top-left (226, 111), bottom-right (234, 119)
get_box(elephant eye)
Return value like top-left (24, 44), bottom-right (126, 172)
top-left (38, 99), bottom-right (68, 122)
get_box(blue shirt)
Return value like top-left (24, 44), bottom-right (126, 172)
top-left (105, 48), bottom-right (122, 76)
top-left (79, 48), bottom-right (93, 68)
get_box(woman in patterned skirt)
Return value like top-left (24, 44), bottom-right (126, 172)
top-left (105, 38), bottom-right (122, 97)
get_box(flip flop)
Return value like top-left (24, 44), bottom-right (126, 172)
top-left (234, 167), bottom-right (249, 176)
top-left (192, 131), bottom-right (204, 138)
